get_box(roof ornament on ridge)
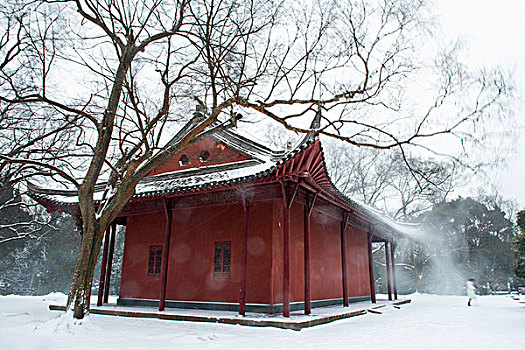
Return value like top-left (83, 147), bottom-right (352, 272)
top-left (305, 107), bottom-right (322, 144)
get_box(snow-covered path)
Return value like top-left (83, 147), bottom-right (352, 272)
top-left (0, 293), bottom-right (523, 349)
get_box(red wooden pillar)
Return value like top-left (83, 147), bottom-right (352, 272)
top-left (96, 226), bottom-right (111, 306)
top-left (385, 241), bottom-right (393, 301)
top-left (103, 222), bottom-right (116, 303)
top-left (340, 213), bottom-right (349, 307)
top-left (239, 194), bottom-right (249, 316)
top-left (281, 182), bottom-right (291, 318)
top-left (391, 241), bottom-right (398, 300)
top-left (159, 200), bottom-right (173, 311)
top-left (304, 192), bottom-right (317, 315)
top-left (367, 233), bottom-right (377, 304)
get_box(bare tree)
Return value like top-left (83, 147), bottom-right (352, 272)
top-left (325, 142), bottom-right (393, 205)
top-left (384, 153), bottom-right (458, 220)
top-left (0, 4), bottom-right (78, 247)
top-left (323, 141), bottom-right (459, 291)
top-left (0, 0), bottom-right (513, 318)
top-left (324, 141), bottom-right (457, 216)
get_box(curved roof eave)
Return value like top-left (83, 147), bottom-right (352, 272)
top-left (28, 129), bottom-right (415, 240)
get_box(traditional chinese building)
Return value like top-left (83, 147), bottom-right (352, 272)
top-left (30, 125), bottom-right (404, 317)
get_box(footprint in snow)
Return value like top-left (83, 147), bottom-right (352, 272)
top-left (198, 334), bottom-right (218, 341)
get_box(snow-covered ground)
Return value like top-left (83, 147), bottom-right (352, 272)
top-left (0, 293), bottom-right (523, 349)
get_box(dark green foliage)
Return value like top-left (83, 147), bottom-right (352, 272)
top-left (518, 211), bottom-right (525, 230)
top-left (430, 198), bottom-right (514, 287)
top-left (512, 210), bottom-right (525, 279)
top-left (397, 197), bottom-right (516, 293)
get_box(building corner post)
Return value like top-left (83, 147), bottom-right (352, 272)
top-left (159, 200), bottom-right (173, 311)
top-left (391, 241), bottom-right (398, 300)
top-left (239, 193), bottom-right (249, 316)
top-left (280, 181), bottom-right (291, 318)
top-left (103, 222), bottom-right (117, 304)
top-left (96, 226), bottom-right (111, 306)
top-left (304, 194), bottom-right (313, 315)
top-left (367, 233), bottom-right (376, 304)
top-left (341, 213), bottom-right (349, 307)
top-left (385, 241), bottom-right (393, 301)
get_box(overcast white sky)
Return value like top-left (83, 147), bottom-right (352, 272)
top-left (438, 0), bottom-right (525, 207)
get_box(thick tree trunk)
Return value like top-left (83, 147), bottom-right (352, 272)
top-left (62, 91), bottom-right (218, 319)
top-left (63, 119), bottom-right (216, 319)
top-left (67, 220), bottom-right (106, 319)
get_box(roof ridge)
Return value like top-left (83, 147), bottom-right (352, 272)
top-left (211, 127), bottom-right (286, 159)
top-left (143, 159), bottom-right (262, 182)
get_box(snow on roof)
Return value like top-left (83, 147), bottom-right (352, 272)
top-left (29, 124), bottom-right (413, 239)
top-left (28, 128), bottom-right (311, 205)
top-left (345, 196), bottom-right (420, 238)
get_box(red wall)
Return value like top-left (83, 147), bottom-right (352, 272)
top-left (147, 136), bottom-right (251, 176)
top-left (120, 213), bottom-right (165, 299)
top-left (309, 208), bottom-right (345, 301)
top-left (346, 226), bottom-right (371, 297)
top-left (120, 200), bottom-right (274, 304)
top-left (119, 197), bottom-right (371, 305)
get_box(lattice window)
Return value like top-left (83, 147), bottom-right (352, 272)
top-left (213, 241), bottom-right (231, 279)
top-left (147, 245), bottom-right (162, 279)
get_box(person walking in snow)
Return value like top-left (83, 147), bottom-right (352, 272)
top-left (466, 278), bottom-right (478, 306)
